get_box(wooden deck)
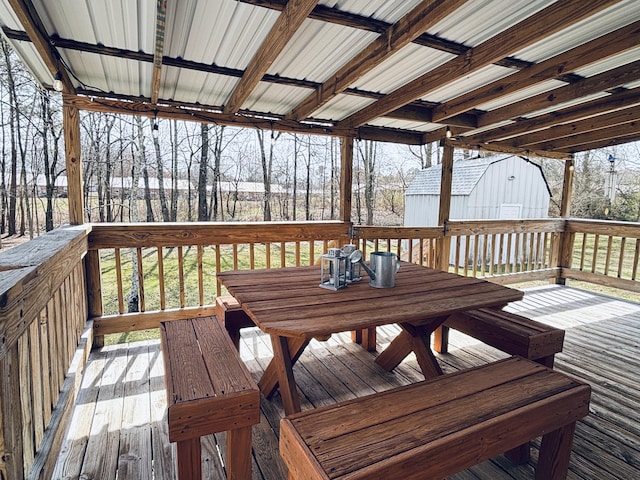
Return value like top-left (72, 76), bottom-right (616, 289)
top-left (54, 284), bottom-right (640, 479)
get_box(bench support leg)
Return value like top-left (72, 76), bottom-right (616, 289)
top-left (351, 328), bottom-right (377, 351)
top-left (267, 334), bottom-right (307, 415)
top-left (227, 426), bottom-right (253, 480)
top-left (176, 437), bottom-right (201, 480)
top-left (433, 325), bottom-right (449, 354)
top-left (505, 442), bottom-right (530, 464)
top-left (536, 422), bottom-right (576, 480)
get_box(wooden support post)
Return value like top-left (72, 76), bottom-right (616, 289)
top-left (63, 98), bottom-right (84, 225)
top-left (433, 142), bottom-right (454, 353)
top-left (340, 136), bottom-right (353, 223)
top-left (554, 158), bottom-right (575, 285)
top-left (85, 249), bottom-right (104, 348)
top-left (435, 143), bottom-right (454, 272)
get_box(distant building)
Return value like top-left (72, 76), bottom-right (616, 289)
top-left (404, 154), bottom-right (551, 266)
top-left (404, 154), bottom-right (551, 226)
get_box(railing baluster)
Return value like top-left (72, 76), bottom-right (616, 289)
top-left (505, 233), bottom-right (512, 274)
top-left (114, 248), bottom-right (125, 314)
top-left (632, 239), bottom-right (640, 281)
top-left (295, 242), bottom-right (301, 266)
top-left (178, 246), bottom-right (185, 307)
top-left (604, 236), bottom-right (613, 276)
top-left (197, 245), bottom-right (204, 306)
top-left (473, 234), bottom-right (479, 277)
top-left (592, 234), bottom-right (600, 274)
top-left (281, 242), bottom-right (286, 268)
top-left (250, 243), bottom-right (255, 269)
top-left (157, 246), bottom-right (166, 311)
top-left (233, 244), bottom-right (239, 270)
top-left (136, 247), bottom-right (145, 312)
top-left (618, 237), bottom-right (627, 278)
top-left (454, 236), bottom-right (460, 275)
top-left (579, 233), bottom-right (587, 271)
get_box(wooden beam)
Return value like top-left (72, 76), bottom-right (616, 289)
top-left (63, 94), bottom-right (425, 145)
top-left (446, 138), bottom-right (571, 160)
top-left (560, 159), bottom-right (574, 218)
top-left (151, 0), bottom-right (167, 104)
top-left (464, 87), bottom-right (640, 144)
top-left (340, 0), bottom-right (617, 128)
top-left (432, 19), bottom-right (640, 122)
top-left (555, 131), bottom-right (640, 153)
top-left (340, 137), bottom-right (353, 222)
top-left (223, 0), bottom-right (319, 114)
top-left (503, 104), bottom-right (640, 147)
top-left (436, 143), bottom-right (454, 271)
top-left (63, 101), bottom-right (84, 224)
top-left (520, 121), bottom-right (640, 151)
top-left (477, 59), bottom-right (640, 128)
top-left (238, 0), bottom-right (529, 70)
top-left (7, 0), bottom-right (74, 92)
top-left (286, 0), bottom-right (467, 121)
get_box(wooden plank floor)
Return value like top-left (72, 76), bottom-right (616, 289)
top-left (55, 284), bottom-right (640, 479)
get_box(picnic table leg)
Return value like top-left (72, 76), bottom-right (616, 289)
top-left (375, 330), bottom-right (413, 371)
top-left (258, 336), bottom-right (309, 399)
top-left (268, 334), bottom-right (304, 415)
top-left (433, 325), bottom-right (449, 353)
top-left (404, 323), bottom-right (443, 378)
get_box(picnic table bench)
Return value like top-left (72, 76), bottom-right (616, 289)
top-left (160, 316), bottom-right (260, 480)
top-left (280, 356), bottom-right (590, 480)
top-left (434, 308), bottom-right (565, 367)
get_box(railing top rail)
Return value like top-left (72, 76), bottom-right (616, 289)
top-left (446, 219), bottom-right (566, 235)
top-left (88, 221), bottom-right (352, 249)
top-left (566, 218), bottom-right (640, 237)
top-left (0, 225), bottom-right (89, 358)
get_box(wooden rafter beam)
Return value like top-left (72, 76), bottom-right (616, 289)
top-left (2, 28), bottom-right (476, 125)
top-left (238, 0), bottom-right (529, 70)
top-left (286, 0), bottom-right (467, 121)
top-left (432, 19), bottom-right (640, 123)
top-left (477, 59), bottom-right (640, 128)
top-left (444, 138), bottom-right (572, 161)
top-left (340, 0), bottom-right (619, 129)
top-left (463, 87), bottom-right (640, 144)
top-left (151, 0), bottom-right (167, 104)
top-left (526, 120), bottom-right (640, 151)
top-left (223, 0), bottom-right (319, 114)
top-left (7, 0), bottom-right (74, 92)
top-left (64, 94), bottom-right (425, 145)
top-left (504, 104), bottom-right (640, 148)
top-left (556, 131), bottom-right (640, 153)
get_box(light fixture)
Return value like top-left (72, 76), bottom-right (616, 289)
top-left (52, 71), bottom-right (63, 92)
top-left (445, 126), bottom-right (452, 139)
top-left (607, 154), bottom-right (616, 164)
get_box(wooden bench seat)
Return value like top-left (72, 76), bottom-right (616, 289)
top-left (160, 316), bottom-right (260, 480)
top-left (216, 295), bottom-right (256, 350)
top-left (434, 308), bottom-right (565, 367)
top-left (280, 356), bottom-right (590, 480)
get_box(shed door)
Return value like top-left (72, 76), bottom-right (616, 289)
top-left (499, 203), bottom-right (522, 219)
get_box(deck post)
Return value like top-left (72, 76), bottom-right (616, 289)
top-left (85, 249), bottom-right (104, 348)
top-left (433, 142), bottom-right (454, 353)
top-left (554, 158), bottom-right (575, 285)
top-left (340, 136), bottom-right (353, 223)
top-left (63, 96), bottom-right (84, 225)
top-left (436, 142), bottom-right (454, 272)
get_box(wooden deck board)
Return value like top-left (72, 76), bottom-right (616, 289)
top-left (56, 285), bottom-right (640, 479)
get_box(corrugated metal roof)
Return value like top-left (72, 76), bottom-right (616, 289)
top-left (0, 0), bottom-right (638, 153)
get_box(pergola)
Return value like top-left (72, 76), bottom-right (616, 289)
top-left (1, 0), bottom-right (639, 223)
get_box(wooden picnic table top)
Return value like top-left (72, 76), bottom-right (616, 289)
top-left (218, 263), bottom-right (524, 339)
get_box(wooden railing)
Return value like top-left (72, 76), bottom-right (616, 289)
top-left (0, 217), bottom-right (638, 477)
top-left (562, 219), bottom-right (640, 292)
top-left (0, 226), bottom-right (91, 480)
top-left (444, 219), bottom-right (566, 284)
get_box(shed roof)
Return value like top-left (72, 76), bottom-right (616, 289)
top-left (405, 155), bottom-right (550, 196)
top-left (1, 0), bottom-right (639, 157)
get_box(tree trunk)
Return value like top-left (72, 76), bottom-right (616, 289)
top-left (257, 129), bottom-right (277, 221)
top-left (3, 40), bottom-right (18, 236)
top-left (152, 120), bottom-right (170, 221)
top-left (198, 123), bottom-right (209, 221)
top-left (292, 134), bottom-right (298, 221)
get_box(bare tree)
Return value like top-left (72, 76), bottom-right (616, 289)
top-left (357, 139), bottom-right (377, 225)
top-left (151, 118), bottom-right (170, 222)
top-left (256, 129), bottom-right (281, 221)
top-left (197, 122), bottom-right (209, 221)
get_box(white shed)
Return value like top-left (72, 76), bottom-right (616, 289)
top-left (404, 154), bottom-right (551, 227)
